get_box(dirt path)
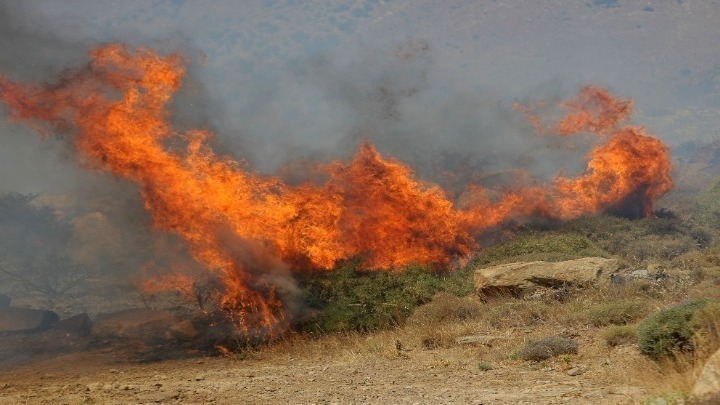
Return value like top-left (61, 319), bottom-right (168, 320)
top-left (0, 342), bottom-right (647, 404)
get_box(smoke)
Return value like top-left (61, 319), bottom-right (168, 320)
top-left (0, 1), bottom-right (679, 330)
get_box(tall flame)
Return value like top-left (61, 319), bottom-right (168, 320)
top-left (0, 45), bottom-right (672, 333)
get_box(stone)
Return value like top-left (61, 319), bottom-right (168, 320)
top-left (0, 294), bottom-right (10, 310)
top-left (55, 313), bottom-right (93, 335)
top-left (474, 257), bottom-right (621, 298)
top-left (0, 307), bottom-right (59, 334)
top-left (566, 367), bottom-right (583, 376)
top-left (92, 308), bottom-right (177, 340)
top-left (630, 269), bottom-right (650, 279)
top-left (691, 347), bottom-right (720, 399)
top-left (454, 335), bottom-right (503, 345)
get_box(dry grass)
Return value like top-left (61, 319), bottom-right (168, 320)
top-left (244, 256), bottom-right (720, 402)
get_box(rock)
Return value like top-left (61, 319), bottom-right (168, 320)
top-left (0, 294), bottom-right (10, 309)
top-left (630, 269), bottom-right (650, 279)
top-left (166, 319), bottom-right (200, 341)
top-left (55, 313), bottom-right (93, 335)
top-left (566, 367), bottom-right (583, 376)
top-left (474, 257), bottom-right (620, 298)
top-left (454, 335), bottom-right (503, 345)
top-left (0, 307), bottom-right (59, 334)
top-left (92, 308), bottom-right (177, 340)
top-left (692, 347), bottom-right (720, 399)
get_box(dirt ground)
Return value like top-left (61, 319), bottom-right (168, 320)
top-left (0, 330), bottom-right (649, 405)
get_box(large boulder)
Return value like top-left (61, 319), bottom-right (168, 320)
top-left (692, 347), bottom-right (720, 400)
top-left (0, 307), bottom-right (59, 334)
top-left (92, 308), bottom-right (177, 341)
top-left (474, 257), bottom-right (620, 298)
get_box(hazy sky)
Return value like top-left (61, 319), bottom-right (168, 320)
top-left (2, 0), bottom-right (719, 193)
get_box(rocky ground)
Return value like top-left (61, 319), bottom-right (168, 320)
top-left (0, 258), bottom-right (703, 404)
top-left (0, 332), bottom-right (648, 405)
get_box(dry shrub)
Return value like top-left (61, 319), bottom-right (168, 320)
top-left (484, 300), bottom-right (552, 328)
top-left (409, 292), bottom-right (483, 325)
top-left (582, 299), bottom-right (651, 326)
top-left (672, 245), bottom-right (720, 270)
top-left (602, 324), bottom-right (637, 347)
top-left (516, 336), bottom-right (578, 361)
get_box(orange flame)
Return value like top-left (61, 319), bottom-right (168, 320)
top-left (0, 45), bottom-right (672, 333)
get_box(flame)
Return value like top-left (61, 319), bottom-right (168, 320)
top-left (0, 45), bottom-right (673, 334)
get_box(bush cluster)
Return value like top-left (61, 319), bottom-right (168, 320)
top-left (582, 299), bottom-right (650, 327)
top-left (472, 232), bottom-right (608, 267)
top-left (516, 336), bottom-right (578, 361)
top-left (637, 299), bottom-right (720, 360)
top-left (296, 260), bottom-right (473, 333)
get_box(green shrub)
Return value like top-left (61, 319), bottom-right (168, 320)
top-left (564, 215), bottom-right (712, 264)
top-left (637, 299), bottom-right (717, 359)
top-left (602, 325), bottom-right (637, 347)
top-left (516, 336), bottom-right (578, 361)
top-left (583, 300), bottom-right (650, 326)
top-left (296, 260), bottom-right (473, 333)
top-left (473, 232), bottom-right (608, 267)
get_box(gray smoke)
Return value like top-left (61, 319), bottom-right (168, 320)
top-left (1, 0), bottom-right (719, 317)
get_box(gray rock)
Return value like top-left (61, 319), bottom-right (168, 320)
top-left (630, 269), bottom-right (650, 279)
top-left (474, 257), bottom-right (620, 298)
top-left (566, 367), bottom-right (583, 376)
top-left (0, 307), bottom-right (59, 334)
top-left (454, 335), bottom-right (503, 345)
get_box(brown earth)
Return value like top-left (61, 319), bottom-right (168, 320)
top-left (0, 325), bottom-right (648, 405)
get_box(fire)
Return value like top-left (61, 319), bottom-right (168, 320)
top-left (0, 45), bottom-right (673, 334)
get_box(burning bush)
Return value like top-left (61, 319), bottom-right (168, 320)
top-left (0, 44), bottom-right (674, 334)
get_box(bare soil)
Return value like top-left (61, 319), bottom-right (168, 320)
top-left (0, 327), bottom-right (648, 405)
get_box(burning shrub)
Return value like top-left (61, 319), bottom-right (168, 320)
top-left (0, 45), bottom-right (675, 334)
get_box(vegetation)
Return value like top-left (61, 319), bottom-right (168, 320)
top-left (637, 299), bottom-right (718, 360)
top-left (582, 299), bottom-right (650, 327)
top-left (602, 324), bottom-right (638, 347)
top-left (296, 260), bottom-right (474, 333)
top-left (472, 232), bottom-right (608, 267)
top-left (516, 336), bottom-right (578, 361)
